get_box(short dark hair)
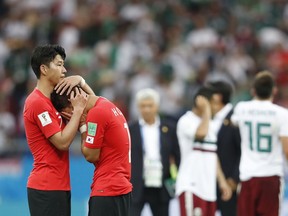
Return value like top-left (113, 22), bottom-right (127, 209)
top-left (51, 89), bottom-right (71, 112)
top-left (206, 81), bottom-right (232, 105)
top-left (50, 86), bottom-right (81, 112)
top-left (31, 44), bottom-right (66, 79)
top-left (253, 71), bottom-right (274, 99)
top-left (193, 86), bottom-right (213, 107)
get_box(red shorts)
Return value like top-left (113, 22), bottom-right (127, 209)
top-left (179, 192), bottom-right (216, 216)
top-left (237, 175), bottom-right (282, 216)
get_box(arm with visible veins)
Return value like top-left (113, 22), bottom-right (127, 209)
top-left (55, 75), bottom-right (95, 96)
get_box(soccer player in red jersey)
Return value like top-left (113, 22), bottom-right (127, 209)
top-left (51, 88), bottom-right (132, 216)
top-left (23, 44), bottom-right (93, 216)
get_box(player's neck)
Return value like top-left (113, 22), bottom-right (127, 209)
top-left (35, 80), bottom-right (54, 99)
top-left (254, 96), bottom-right (273, 102)
top-left (84, 95), bottom-right (99, 114)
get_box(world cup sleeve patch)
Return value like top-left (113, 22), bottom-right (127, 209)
top-left (87, 122), bottom-right (97, 136)
top-left (38, 111), bottom-right (52, 127)
top-left (86, 136), bottom-right (94, 144)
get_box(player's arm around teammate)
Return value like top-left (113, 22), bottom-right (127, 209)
top-left (55, 75), bottom-right (95, 96)
top-left (53, 74), bottom-right (97, 152)
top-left (49, 87), bottom-right (87, 150)
top-left (53, 76), bottom-right (99, 159)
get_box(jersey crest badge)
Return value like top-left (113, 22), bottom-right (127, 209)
top-left (88, 122), bottom-right (97, 136)
top-left (38, 111), bottom-right (52, 127)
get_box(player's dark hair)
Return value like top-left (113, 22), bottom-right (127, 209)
top-left (31, 44), bottom-right (66, 79)
top-left (206, 81), bottom-right (232, 105)
top-left (253, 71), bottom-right (274, 99)
top-left (193, 86), bottom-right (213, 107)
top-left (50, 87), bottom-right (79, 112)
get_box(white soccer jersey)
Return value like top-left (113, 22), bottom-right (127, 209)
top-left (231, 100), bottom-right (288, 181)
top-left (175, 111), bottom-right (218, 201)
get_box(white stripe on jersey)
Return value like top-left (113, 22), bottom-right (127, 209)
top-left (279, 177), bottom-right (284, 216)
top-left (185, 191), bottom-right (193, 216)
top-left (193, 140), bottom-right (217, 152)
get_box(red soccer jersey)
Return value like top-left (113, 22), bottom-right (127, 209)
top-left (23, 89), bottom-right (70, 191)
top-left (84, 97), bottom-right (132, 197)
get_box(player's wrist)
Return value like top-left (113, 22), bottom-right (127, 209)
top-left (79, 77), bottom-right (86, 88)
top-left (73, 107), bottom-right (85, 115)
top-left (202, 109), bottom-right (211, 118)
top-left (79, 124), bottom-right (87, 134)
top-left (219, 179), bottom-right (229, 188)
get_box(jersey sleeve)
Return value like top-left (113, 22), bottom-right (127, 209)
top-left (84, 107), bottom-right (109, 149)
top-left (177, 114), bottom-right (199, 160)
top-left (177, 115), bottom-right (198, 141)
top-left (231, 103), bottom-right (241, 126)
top-left (178, 117), bottom-right (198, 140)
top-left (279, 109), bottom-right (288, 137)
top-left (34, 101), bottom-right (61, 139)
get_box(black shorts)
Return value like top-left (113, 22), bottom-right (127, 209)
top-left (88, 192), bottom-right (131, 216)
top-left (27, 188), bottom-right (71, 216)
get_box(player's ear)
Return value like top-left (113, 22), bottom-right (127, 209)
top-left (40, 64), bottom-right (48, 76)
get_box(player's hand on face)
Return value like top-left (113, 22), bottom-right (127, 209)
top-left (61, 111), bottom-right (72, 121)
top-left (60, 105), bottom-right (74, 121)
top-left (195, 96), bottom-right (210, 112)
top-left (70, 88), bottom-right (88, 113)
top-left (55, 75), bottom-right (82, 95)
top-left (220, 181), bottom-right (232, 201)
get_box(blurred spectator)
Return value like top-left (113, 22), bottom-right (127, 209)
top-left (258, 27), bottom-right (287, 50)
top-left (186, 16), bottom-right (219, 49)
top-left (155, 64), bottom-right (185, 117)
top-left (128, 62), bottom-right (156, 120)
top-left (113, 22), bottom-right (138, 76)
top-left (221, 45), bottom-right (255, 86)
top-left (0, 39), bottom-right (10, 78)
top-left (4, 42), bottom-right (31, 118)
top-left (120, 0), bottom-right (149, 22)
top-left (0, 95), bottom-right (16, 156)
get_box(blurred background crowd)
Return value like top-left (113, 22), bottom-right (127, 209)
top-left (2, 0), bottom-right (288, 156)
top-left (1, 0), bottom-right (288, 215)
